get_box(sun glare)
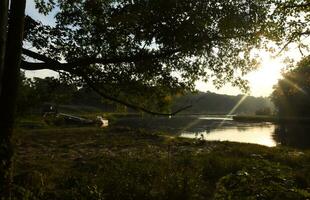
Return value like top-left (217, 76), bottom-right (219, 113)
top-left (245, 51), bottom-right (284, 96)
top-left (196, 51), bottom-right (286, 97)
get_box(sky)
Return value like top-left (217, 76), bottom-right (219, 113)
top-left (196, 50), bottom-right (302, 97)
top-left (24, 1), bottom-right (305, 98)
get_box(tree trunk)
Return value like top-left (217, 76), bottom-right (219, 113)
top-left (0, 0), bottom-right (8, 94)
top-left (0, 0), bottom-right (9, 198)
top-left (0, 0), bottom-right (26, 199)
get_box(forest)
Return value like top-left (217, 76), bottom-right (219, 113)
top-left (17, 72), bottom-right (273, 116)
top-left (0, 0), bottom-right (310, 199)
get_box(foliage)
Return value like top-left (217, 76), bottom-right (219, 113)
top-left (16, 72), bottom-right (35, 115)
top-left (11, 125), bottom-right (310, 200)
top-left (271, 56), bottom-right (310, 117)
top-left (268, 0), bottom-right (310, 54)
top-left (16, 74), bottom-right (122, 115)
top-left (21, 0), bottom-right (284, 113)
top-left (172, 91), bottom-right (274, 114)
top-left (16, 78), bottom-right (275, 115)
top-left (255, 107), bottom-right (272, 115)
top-left (20, 0), bottom-right (310, 113)
top-left (215, 160), bottom-right (310, 200)
top-left (31, 77), bottom-right (77, 105)
top-left (16, 74), bottom-right (78, 115)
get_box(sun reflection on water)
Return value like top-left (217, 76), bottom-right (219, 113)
top-left (181, 124), bottom-right (277, 147)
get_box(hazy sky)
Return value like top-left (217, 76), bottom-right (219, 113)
top-left (24, 1), bottom-right (304, 97)
top-left (196, 51), bottom-right (300, 97)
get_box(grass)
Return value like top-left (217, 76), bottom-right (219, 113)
top-left (11, 124), bottom-right (310, 200)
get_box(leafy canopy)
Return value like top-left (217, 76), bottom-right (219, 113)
top-left (271, 56), bottom-right (310, 117)
top-left (21, 0), bottom-right (309, 113)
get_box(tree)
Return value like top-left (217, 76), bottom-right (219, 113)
top-left (269, 0), bottom-right (310, 55)
top-left (16, 74), bottom-right (78, 115)
top-left (22, 0), bottom-right (277, 114)
top-left (21, 0), bottom-right (310, 114)
top-left (271, 56), bottom-right (310, 117)
top-left (0, 0), bottom-right (309, 198)
top-left (31, 77), bottom-right (77, 105)
top-left (0, 0), bottom-right (26, 199)
top-left (16, 72), bottom-right (36, 116)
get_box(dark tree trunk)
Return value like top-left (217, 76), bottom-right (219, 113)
top-left (0, 0), bottom-right (9, 198)
top-left (0, 0), bottom-right (26, 199)
top-left (0, 0), bottom-right (8, 93)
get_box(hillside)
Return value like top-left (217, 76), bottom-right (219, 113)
top-left (17, 75), bottom-right (274, 115)
top-left (56, 91), bottom-right (274, 115)
top-left (172, 91), bottom-right (274, 115)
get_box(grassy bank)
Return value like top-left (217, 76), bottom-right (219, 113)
top-left (12, 126), bottom-right (310, 200)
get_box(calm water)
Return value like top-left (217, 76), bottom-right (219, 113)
top-left (114, 115), bottom-right (310, 148)
top-left (181, 123), bottom-right (276, 147)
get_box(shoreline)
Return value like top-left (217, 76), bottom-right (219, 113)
top-left (12, 126), bottom-right (310, 199)
top-left (233, 115), bottom-right (310, 123)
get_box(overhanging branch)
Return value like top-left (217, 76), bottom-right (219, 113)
top-left (82, 74), bottom-right (192, 116)
top-left (21, 53), bottom-right (192, 116)
top-left (21, 61), bottom-right (67, 71)
top-left (22, 48), bottom-right (180, 69)
top-left (277, 31), bottom-right (310, 56)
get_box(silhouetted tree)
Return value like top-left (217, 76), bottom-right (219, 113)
top-left (0, 0), bottom-right (309, 198)
top-left (22, 0), bottom-right (276, 114)
top-left (0, 0), bottom-right (26, 199)
top-left (271, 56), bottom-right (310, 117)
top-left (20, 0), bottom-right (310, 114)
top-left (16, 74), bottom-right (78, 115)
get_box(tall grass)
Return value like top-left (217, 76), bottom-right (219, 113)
top-left (11, 126), bottom-right (310, 200)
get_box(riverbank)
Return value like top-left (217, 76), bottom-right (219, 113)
top-left (12, 126), bottom-right (310, 199)
top-left (233, 115), bottom-right (310, 123)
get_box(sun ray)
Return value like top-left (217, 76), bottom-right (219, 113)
top-left (282, 78), bottom-right (307, 95)
top-left (217, 95), bottom-right (248, 128)
top-left (177, 118), bottom-right (202, 135)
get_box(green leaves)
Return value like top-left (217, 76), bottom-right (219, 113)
top-left (34, 0), bottom-right (55, 15)
top-left (24, 0), bottom-right (308, 112)
top-left (271, 56), bottom-right (310, 117)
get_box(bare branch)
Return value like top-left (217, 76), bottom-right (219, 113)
top-left (277, 31), bottom-right (310, 56)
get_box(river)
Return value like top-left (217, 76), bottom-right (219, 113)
top-left (114, 115), bottom-right (310, 149)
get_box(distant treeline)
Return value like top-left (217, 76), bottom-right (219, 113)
top-left (172, 92), bottom-right (274, 115)
top-left (17, 74), bottom-right (273, 115)
top-left (17, 74), bottom-right (118, 115)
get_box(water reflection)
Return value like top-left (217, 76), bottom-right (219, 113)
top-left (273, 123), bottom-right (310, 149)
top-left (181, 124), bottom-right (277, 147)
top-left (114, 116), bottom-right (310, 148)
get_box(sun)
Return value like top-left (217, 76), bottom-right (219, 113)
top-left (195, 50), bottom-right (298, 97)
top-left (245, 51), bottom-right (284, 97)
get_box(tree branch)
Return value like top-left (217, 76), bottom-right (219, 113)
top-left (22, 48), bottom-right (180, 69)
top-left (82, 74), bottom-right (192, 116)
top-left (277, 31), bottom-right (310, 56)
top-left (21, 61), bottom-right (67, 71)
top-left (21, 55), bottom-right (192, 116)
top-left (22, 48), bottom-right (59, 64)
